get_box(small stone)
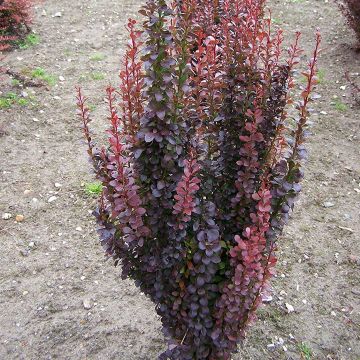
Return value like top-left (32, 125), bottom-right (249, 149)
top-left (338, 226), bottom-right (354, 233)
top-left (262, 295), bottom-right (273, 303)
top-left (331, 311), bottom-right (336, 316)
top-left (285, 303), bottom-right (295, 313)
top-left (2, 213), bottom-right (12, 220)
top-left (322, 201), bottom-right (335, 208)
top-left (24, 189), bottom-right (32, 195)
top-left (54, 183), bottom-right (62, 188)
top-left (48, 196), bottom-right (57, 203)
top-left (340, 85), bottom-right (346, 90)
top-left (320, 111), bottom-right (327, 115)
top-left (15, 214), bottom-right (24, 222)
top-left (22, 291), bottom-right (29, 296)
top-left (41, 9), bottom-right (47, 16)
top-left (53, 96), bottom-right (61, 100)
top-left (80, 276), bottom-right (86, 280)
top-left (76, 226), bottom-right (83, 232)
top-left (83, 298), bottom-right (94, 310)
top-left (21, 91), bottom-right (29, 98)
top-left (278, 337), bottom-right (284, 345)
top-left (20, 249), bottom-right (29, 257)
top-left (28, 241), bottom-right (35, 248)
top-left (32, 117), bottom-right (39, 122)
top-left (349, 255), bottom-right (360, 265)
top-left (351, 288), bottom-right (360, 296)
top-left (59, 76), bottom-right (65, 81)
top-left (53, 12), bottom-right (62, 17)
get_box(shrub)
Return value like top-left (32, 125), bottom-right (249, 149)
top-left (77, 1), bottom-right (321, 359)
top-left (0, 0), bottom-right (33, 51)
top-left (336, 0), bottom-right (360, 44)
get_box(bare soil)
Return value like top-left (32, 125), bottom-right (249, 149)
top-left (0, 0), bottom-right (359, 359)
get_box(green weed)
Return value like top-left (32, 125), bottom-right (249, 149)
top-left (17, 33), bottom-right (40, 49)
top-left (90, 72), bottom-right (105, 80)
top-left (333, 100), bottom-right (347, 112)
top-left (90, 53), bottom-right (105, 61)
top-left (31, 68), bottom-right (56, 86)
top-left (84, 182), bottom-right (102, 196)
top-left (297, 342), bottom-right (312, 360)
top-left (0, 92), bottom-right (30, 108)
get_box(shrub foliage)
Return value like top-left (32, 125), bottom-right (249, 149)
top-left (0, 0), bottom-right (33, 51)
top-left (336, 0), bottom-right (360, 44)
top-left (78, 0), bottom-right (321, 358)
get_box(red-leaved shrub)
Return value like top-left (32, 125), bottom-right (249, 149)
top-left (0, 0), bottom-right (33, 51)
top-left (78, 0), bottom-right (321, 358)
top-left (336, 0), bottom-right (360, 44)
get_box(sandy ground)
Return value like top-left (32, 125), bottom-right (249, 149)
top-left (0, 0), bottom-right (359, 359)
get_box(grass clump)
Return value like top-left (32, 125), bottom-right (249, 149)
top-left (17, 33), bottom-right (40, 49)
top-left (31, 68), bottom-right (56, 86)
top-left (90, 53), bottom-right (105, 61)
top-left (84, 182), bottom-right (102, 196)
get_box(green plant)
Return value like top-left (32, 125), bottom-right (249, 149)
top-left (17, 32), bottom-right (39, 49)
top-left (84, 182), bottom-right (102, 196)
top-left (30, 68), bottom-right (56, 86)
top-left (11, 79), bottom-right (21, 86)
top-left (90, 72), bottom-right (105, 80)
top-left (90, 53), bottom-right (105, 61)
top-left (333, 100), bottom-right (347, 111)
top-left (317, 69), bottom-right (325, 83)
top-left (0, 92), bottom-right (29, 108)
top-left (298, 342), bottom-right (312, 360)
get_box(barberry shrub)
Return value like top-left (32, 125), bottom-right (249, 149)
top-left (77, 0), bottom-right (321, 359)
top-left (336, 0), bottom-right (360, 45)
top-left (0, 0), bottom-right (33, 51)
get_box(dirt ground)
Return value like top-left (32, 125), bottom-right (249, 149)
top-left (0, 0), bottom-right (359, 359)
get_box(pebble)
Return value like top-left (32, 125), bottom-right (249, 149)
top-left (32, 118), bottom-right (39, 122)
top-left (20, 249), bottom-right (29, 257)
top-left (53, 12), bottom-right (62, 17)
top-left (24, 189), bottom-right (32, 195)
top-left (48, 196), bottom-right (57, 203)
top-left (83, 298), bottom-right (94, 310)
top-left (28, 241), bottom-right (35, 248)
top-left (54, 183), bottom-right (62, 188)
top-left (15, 214), bottom-right (25, 222)
top-left (23, 291), bottom-right (29, 296)
top-left (263, 295), bottom-right (273, 303)
top-left (2, 213), bottom-right (12, 220)
top-left (322, 201), bottom-right (335, 208)
top-left (59, 76), bottom-right (65, 81)
top-left (285, 303), bottom-right (295, 313)
top-left (76, 226), bottom-right (83, 232)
